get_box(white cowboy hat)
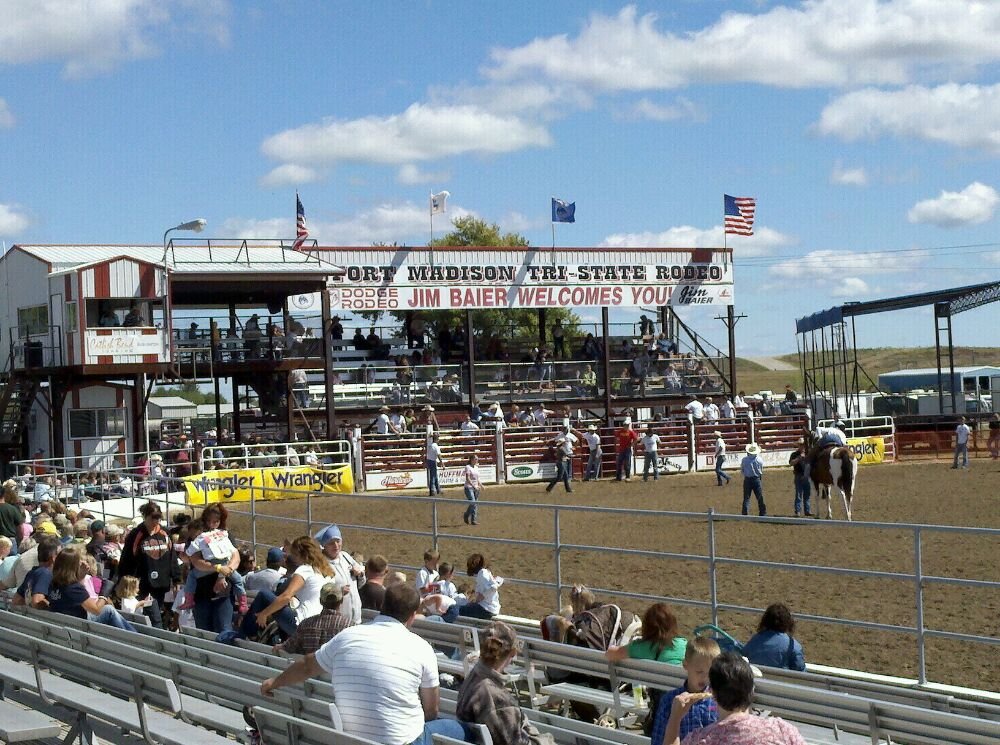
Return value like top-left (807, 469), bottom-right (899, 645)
top-left (587, 424), bottom-right (598, 431)
top-left (745, 443), bottom-right (761, 455)
top-left (422, 405), bottom-right (435, 412)
top-left (713, 431), bottom-right (723, 438)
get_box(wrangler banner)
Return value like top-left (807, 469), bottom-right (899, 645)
top-left (183, 465), bottom-right (354, 505)
top-left (846, 437), bottom-right (885, 465)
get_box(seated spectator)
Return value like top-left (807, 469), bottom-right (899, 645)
top-left (651, 636), bottom-right (721, 744)
top-left (241, 535), bottom-right (334, 641)
top-left (457, 621), bottom-right (556, 745)
top-left (114, 574), bottom-right (152, 614)
top-left (0, 536), bottom-right (18, 588)
top-left (359, 554), bottom-right (388, 611)
top-left (245, 547), bottom-right (286, 595)
top-left (661, 651), bottom-right (806, 745)
top-left (352, 328), bottom-right (368, 350)
top-left (47, 548), bottom-right (136, 630)
top-left (122, 303), bottom-right (144, 327)
top-left (458, 553), bottom-right (503, 620)
top-left (274, 584), bottom-right (351, 656)
top-left (741, 603), bottom-right (806, 671)
top-left (12, 535), bottom-right (61, 607)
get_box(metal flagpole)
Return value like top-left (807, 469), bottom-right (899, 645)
top-left (551, 196), bottom-right (556, 249)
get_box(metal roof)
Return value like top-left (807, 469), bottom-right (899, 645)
top-left (880, 366), bottom-right (1000, 376)
top-left (147, 396), bottom-right (200, 409)
top-left (12, 242), bottom-right (344, 276)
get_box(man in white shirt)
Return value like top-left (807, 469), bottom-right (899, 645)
top-left (720, 397), bottom-right (736, 420)
top-left (532, 404), bottom-right (554, 426)
top-left (684, 395), bottom-right (704, 422)
top-left (952, 417), bottom-right (972, 470)
top-left (704, 399), bottom-right (720, 423)
top-left (583, 424), bottom-right (603, 481)
top-left (458, 415), bottom-right (480, 435)
top-left (732, 391), bottom-right (749, 414)
top-left (640, 425), bottom-right (662, 481)
top-left (261, 584), bottom-right (468, 745)
top-left (373, 406), bottom-right (399, 435)
top-left (425, 433), bottom-right (444, 496)
top-left (713, 430), bottom-right (731, 486)
top-left (546, 425), bottom-right (579, 493)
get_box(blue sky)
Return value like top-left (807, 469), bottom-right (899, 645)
top-left (2, 1), bottom-right (1000, 355)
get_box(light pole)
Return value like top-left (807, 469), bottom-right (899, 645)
top-left (146, 219), bottom-right (206, 456)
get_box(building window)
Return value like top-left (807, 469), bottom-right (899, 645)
top-left (65, 302), bottom-right (78, 332)
top-left (68, 408), bottom-right (126, 439)
top-left (17, 305), bottom-right (49, 337)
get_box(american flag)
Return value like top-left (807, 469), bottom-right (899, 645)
top-left (724, 194), bottom-right (756, 236)
top-left (292, 193), bottom-right (309, 250)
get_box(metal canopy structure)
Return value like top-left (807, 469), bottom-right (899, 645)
top-left (796, 281), bottom-right (1000, 416)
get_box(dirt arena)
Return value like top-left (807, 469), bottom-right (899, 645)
top-left (227, 458), bottom-right (1000, 692)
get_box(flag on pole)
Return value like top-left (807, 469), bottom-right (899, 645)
top-left (724, 194), bottom-right (756, 236)
top-left (430, 191), bottom-right (450, 215)
top-left (292, 192), bottom-right (309, 250)
top-left (551, 198), bottom-right (576, 223)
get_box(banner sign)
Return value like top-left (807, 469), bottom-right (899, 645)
top-left (86, 330), bottom-right (164, 356)
top-left (365, 465), bottom-right (497, 491)
top-left (329, 248), bottom-right (734, 310)
top-left (847, 437), bottom-right (885, 464)
top-left (183, 465), bottom-right (354, 505)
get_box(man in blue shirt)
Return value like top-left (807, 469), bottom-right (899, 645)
top-left (740, 443), bottom-right (766, 516)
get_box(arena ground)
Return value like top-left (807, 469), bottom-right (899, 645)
top-left (226, 459), bottom-right (1000, 693)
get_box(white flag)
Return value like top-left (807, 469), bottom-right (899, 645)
top-left (430, 191), bottom-right (450, 215)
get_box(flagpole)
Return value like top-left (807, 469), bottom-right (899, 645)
top-left (551, 196), bottom-right (556, 249)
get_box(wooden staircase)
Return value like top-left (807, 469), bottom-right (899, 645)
top-left (0, 373), bottom-right (39, 447)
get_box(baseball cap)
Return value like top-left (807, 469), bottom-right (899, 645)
top-left (266, 547), bottom-right (285, 565)
top-left (36, 521), bottom-right (58, 536)
top-left (106, 524), bottom-right (124, 537)
top-left (320, 583), bottom-right (344, 606)
top-left (90, 520), bottom-right (106, 534)
top-left (314, 524), bottom-right (342, 545)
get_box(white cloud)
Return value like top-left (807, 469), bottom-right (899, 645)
top-left (830, 277), bottom-right (871, 298)
top-left (600, 224), bottom-right (793, 258)
top-left (261, 103), bottom-right (551, 172)
top-left (487, 2), bottom-right (1000, 92)
top-left (0, 98), bottom-right (13, 128)
top-left (830, 162), bottom-right (868, 186)
top-left (907, 182), bottom-right (1000, 227)
top-left (429, 81), bottom-right (592, 118)
top-left (0, 0), bottom-right (229, 78)
top-left (259, 164), bottom-right (322, 188)
top-left (615, 97), bottom-right (706, 123)
top-left (817, 83), bottom-right (1000, 152)
top-left (396, 164), bottom-right (450, 186)
top-left (224, 202), bottom-right (476, 247)
top-left (0, 203), bottom-right (29, 236)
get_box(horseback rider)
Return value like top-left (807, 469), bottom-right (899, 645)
top-left (803, 422), bottom-right (848, 478)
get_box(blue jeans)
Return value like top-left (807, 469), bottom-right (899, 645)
top-left (95, 605), bottom-right (137, 632)
top-left (794, 475), bottom-right (812, 515)
top-left (546, 456), bottom-right (572, 492)
top-left (458, 602), bottom-right (494, 620)
top-left (194, 595), bottom-right (235, 634)
top-left (463, 487), bottom-right (479, 523)
top-left (742, 477), bottom-right (766, 516)
top-left (407, 718), bottom-right (472, 745)
top-left (953, 443), bottom-right (969, 468)
top-left (615, 449), bottom-right (632, 479)
top-left (426, 460), bottom-right (441, 495)
top-left (584, 449), bottom-right (602, 480)
top-left (715, 454), bottom-right (731, 485)
top-left (643, 452), bottom-right (659, 480)
top-left (241, 590), bottom-right (298, 638)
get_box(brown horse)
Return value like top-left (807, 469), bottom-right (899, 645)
top-left (810, 445), bottom-right (858, 520)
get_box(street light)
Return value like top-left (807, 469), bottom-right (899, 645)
top-left (162, 218), bottom-right (207, 267)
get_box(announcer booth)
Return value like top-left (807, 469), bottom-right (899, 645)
top-left (326, 245), bottom-right (738, 415)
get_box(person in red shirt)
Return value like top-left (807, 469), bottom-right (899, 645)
top-left (614, 419), bottom-right (640, 481)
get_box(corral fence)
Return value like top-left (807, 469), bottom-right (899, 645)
top-left (893, 414), bottom-right (994, 462)
top-left (358, 413), bottom-right (855, 491)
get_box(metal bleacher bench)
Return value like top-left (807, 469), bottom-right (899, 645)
top-left (0, 627), bottom-right (233, 745)
top-left (0, 699), bottom-right (62, 743)
top-left (252, 707), bottom-right (382, 745)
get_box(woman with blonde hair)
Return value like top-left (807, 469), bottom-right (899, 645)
top-left (240, 535), bottom-right (334, 640)
top-left (457, 621), bottom-right (555, 745)
top-left (47, 548), bottom-right (135, 630)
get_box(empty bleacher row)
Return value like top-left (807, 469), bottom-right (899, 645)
top-left (1, 605), bottom-right (998, 745)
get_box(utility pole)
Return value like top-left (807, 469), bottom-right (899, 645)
top-left (716, 308), bottom-right (746, 396)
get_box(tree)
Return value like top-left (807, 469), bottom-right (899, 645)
top-left (390, 217), bottom-right (581, 352)
top-left (156, 382), bottom-right (228, 405)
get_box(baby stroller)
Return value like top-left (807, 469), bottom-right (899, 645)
top-left (692, 624), bottom-right (744, 653)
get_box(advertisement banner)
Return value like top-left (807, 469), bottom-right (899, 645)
top-left (328, 247), bottom-right (734, 310)
top-left (183, 465), bottom-right (354, 505)
top-left (505, 462), bottom-right (558, 482)
top-left (846, 437), bottom-right (885, 464)
top-left (364, 465), bottom-right (498, 491)
top-left (694, 454), bottom-right (741, 472)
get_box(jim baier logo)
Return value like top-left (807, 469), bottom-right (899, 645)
top-left (676, 285), bottom-right (713, 305)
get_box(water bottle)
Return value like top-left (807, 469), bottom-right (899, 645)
top-left (633, 684), bottom-right (646, 708)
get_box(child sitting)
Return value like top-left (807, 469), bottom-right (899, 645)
top-left (178, 510), bottom-right (248, 613)
top-left (115, 575), bottom-right (152, 614)
top-left (415, 549), bottom-right (440, 596)
top-left (420, 562), bottom-right (467, 623)
top-left (650, 636), bottom-right (722, 744)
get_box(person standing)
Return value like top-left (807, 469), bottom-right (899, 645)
top-left (989, 413), bottom-right (1000, 460)
top-left (740, 443), bottom-right (766, 516)
top-left (640, 425), bottom-right (662, 481)
top-left (789, 443), bottom-right (812, 517)
top-left (583, 425), bottom-right (603, 481)
top-left (546, 425), bottom-right (578, 493)
top-left (425, 433), bottom-right (444, 496)
top-left (0, 481), bottom-right (24, 556)
top-left (261, 584), bottom-right (468, 745)
top-left (614, 419), bottom-right (640, 481)
top-left (463, 454), bottom-right (483, 525)
top-left (713, 431), bottom-right (731, 486)
top-left (684, 395), bottom-right (704, 422)
top-left (315, 525), bottom-right (364, 625)
top-left (952, 417), bottom-right (972, 469)
top-left (552, 319), bottom-right (565, 359)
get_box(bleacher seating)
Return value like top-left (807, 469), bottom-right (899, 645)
top-left (0, 699), bottom-right (61, 743)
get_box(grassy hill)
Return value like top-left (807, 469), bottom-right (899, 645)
top-left (734, 346), bottom-right (1000, 394)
